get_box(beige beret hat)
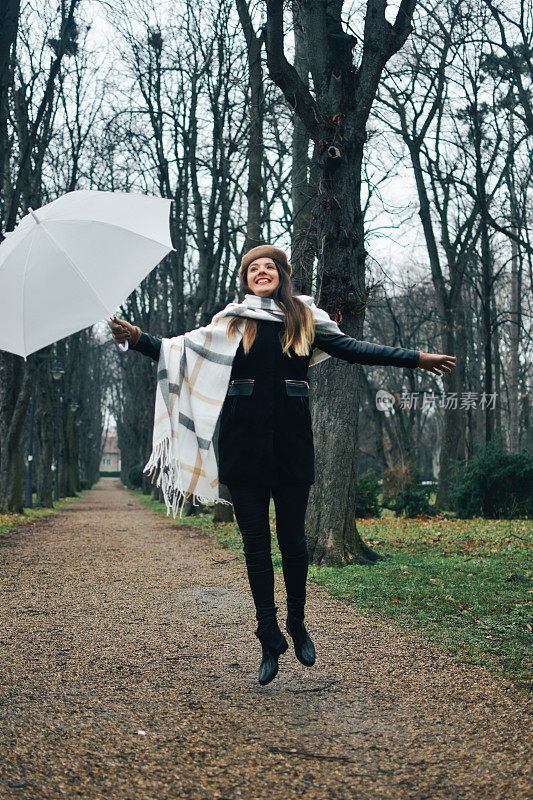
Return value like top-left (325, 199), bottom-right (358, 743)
top-left (239, 244), bottom-right (292, 281)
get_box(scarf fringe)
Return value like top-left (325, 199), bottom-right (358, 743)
top-left (143, 438), bottom-right (233, 520)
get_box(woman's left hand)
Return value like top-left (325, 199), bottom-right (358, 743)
top-left (108, 316), bottom-right (141, 346)
top-left (417, 352), bottom-right (457, 375)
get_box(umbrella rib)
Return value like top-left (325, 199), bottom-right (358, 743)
top-left (39, 222), bottom-right (114, 317)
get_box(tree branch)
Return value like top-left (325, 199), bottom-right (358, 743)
top-left (265, 0), bottom-right (322, 141)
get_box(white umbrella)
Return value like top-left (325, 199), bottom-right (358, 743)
top-left (0, 190), bottom-right (173, 358)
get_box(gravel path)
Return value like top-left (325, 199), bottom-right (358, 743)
top-left (0, 478), bottom-right (531, 800)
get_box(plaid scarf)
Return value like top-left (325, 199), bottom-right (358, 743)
top-left (143, 293), bottom-right (342, 517)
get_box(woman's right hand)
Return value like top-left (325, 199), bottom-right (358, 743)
top-left (108, 316), bottom-right (141, 346)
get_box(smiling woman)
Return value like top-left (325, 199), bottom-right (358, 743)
top-left (247, 257), bottom-right (280, 294)
top-left (226, 246), bottom-right (316, 360)
top-left (108, 242), bottom-right (456, 687)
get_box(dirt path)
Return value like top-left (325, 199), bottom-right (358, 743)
top-left (0, 478), bottom-right (530, 800)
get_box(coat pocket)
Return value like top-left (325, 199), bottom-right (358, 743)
top-left (228, 379), bottom-right (255, 396)
top-left (285, 379), bottom-right (309, 397)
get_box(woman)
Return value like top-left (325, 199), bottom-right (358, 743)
top-left (109, 244), bottom-right (456, 686)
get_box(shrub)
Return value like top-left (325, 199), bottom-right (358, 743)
top-left (395, 485), bottom-right (434, 518)
top-left (128, 464), bottom-right (144, 489)
top-left (355, 471), bottom-right (381, 518)
top-left (450, 442), bottom-right (533, 519)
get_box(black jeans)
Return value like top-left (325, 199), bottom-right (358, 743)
top-left (227, 483), bottom-right (311, 625)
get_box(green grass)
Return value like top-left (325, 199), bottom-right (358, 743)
top-left (131, 489), bottom-right (533, 693)
top-left (0, 495), bottom-right (82, 538)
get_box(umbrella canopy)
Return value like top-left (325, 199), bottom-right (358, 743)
top-left (0, 190), bottom-right (173, 358)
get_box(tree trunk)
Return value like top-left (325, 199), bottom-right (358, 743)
top-left (306, 146), bottom-right (375, 564)
top-left (0, 355), bottom-right (35, 512)
top-left (492, 285), bottom-right (502, 444)
top-left (480, 227), bottom-right (493, 445)
top-left (65, 405), bottom-right (79, 495)
top-left (522, 376), bottom-right (533, 456)
top-left (290, 0), bottom-right (314, 294)
top-left (35, 367), bottom-right (54, 508)
top-left (435, 294), bottom-right (467, 508)
top-left (213, 483), bottom-right (234, 522)
top-left (0, 0), bottom-right (20, 226)
top-left (360, 370), bottom-right (393, 490)
top-left (58, 395), bottom-right (68, 498)
top-left (509, 227), bottom-right (520, 452)
top-left (507, 110), bottom-right (521, 453)
top-left (471, 103), bottom-right (494, 444)
top-left (236, 0), bottom-right (264, 254)
top-left (265, 0), bottom-right (418, 565)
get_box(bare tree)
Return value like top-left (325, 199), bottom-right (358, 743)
top-left (0, 0), bottom-right (21, 214)
top-left (375, 0), bottom-right (533, 501)
top-left (264, 0), bottom-right (419, 564)
top-left (483, 0), bottom-right (533, 135)
top-left (0, 0), bottom-right (83, 512)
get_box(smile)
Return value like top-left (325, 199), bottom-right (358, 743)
top-left (256, 278), bottom-right (271, 284)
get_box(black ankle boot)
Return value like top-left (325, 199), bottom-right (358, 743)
top-left (286, 616), bottom-right (316, 666)
top-left (254, 622), bottom-right (289, 686)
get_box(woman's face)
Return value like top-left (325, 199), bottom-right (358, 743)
top-left (246, 257), bottom-right (280, 297)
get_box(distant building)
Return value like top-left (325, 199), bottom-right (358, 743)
top-left (100, 431), bottom-right (121, 474)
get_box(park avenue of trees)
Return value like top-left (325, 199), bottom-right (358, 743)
top-left (0, 0), bottom-right (531, 564)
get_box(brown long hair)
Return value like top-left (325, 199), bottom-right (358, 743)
top-left (226, 259), bottom-right (315, 356)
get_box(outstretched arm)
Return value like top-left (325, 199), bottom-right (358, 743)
top-left (313, 330), bottom-right (457, 374)
top-left (108, 317), bottom-right (161, 362)
top-left (313, 330), bottom-right (420, 368)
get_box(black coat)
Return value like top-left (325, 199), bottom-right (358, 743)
top-left (132, 322), bottom-right (419, 487)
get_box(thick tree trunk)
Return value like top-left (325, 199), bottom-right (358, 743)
top-left (306, 150), bottom-right (379, 565)
top-left (308, 356), bottom-right (374, 564)
top-left (0, 354), bottom-right (35, 512)
top-left (265, 0), bottom-right (418, 565)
